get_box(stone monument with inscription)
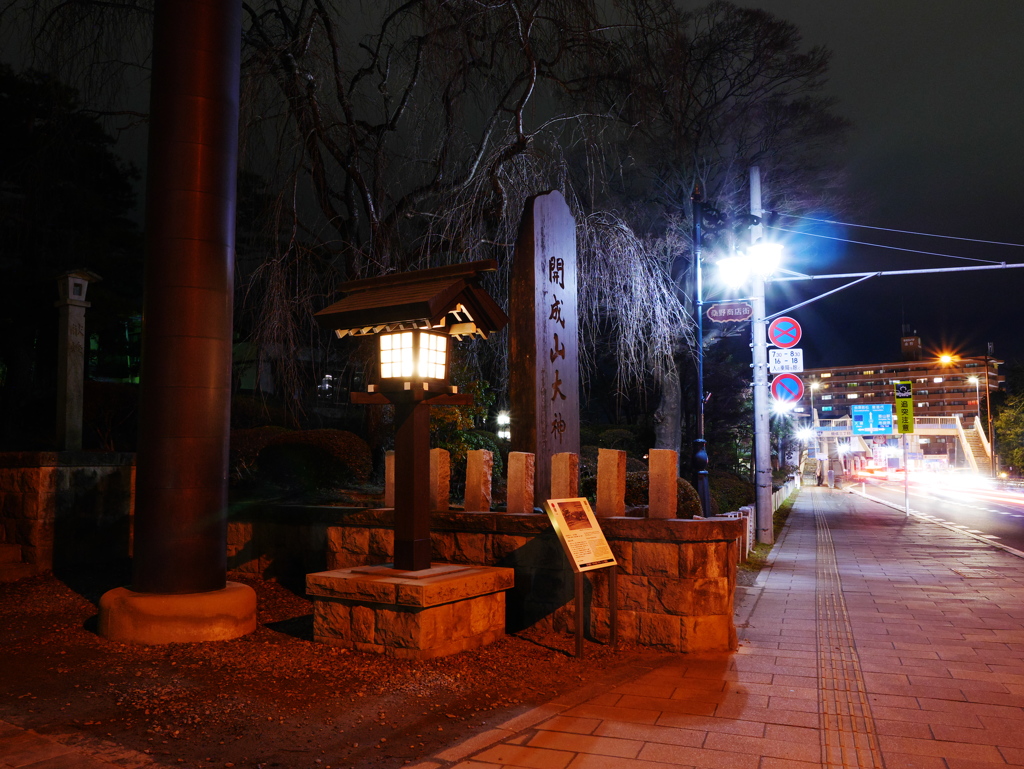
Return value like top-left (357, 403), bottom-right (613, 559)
top-left (510, 190), bottom-right (580, 508)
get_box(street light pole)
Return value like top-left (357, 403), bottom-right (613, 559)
top-left (968, 376), bottom-right (981, 424)
top-left (691, 186), bottom-right (712, 517)
top-left (750, 167), bottom-right (773, 544)
top-left (984, 355), bottom-right (995, 477)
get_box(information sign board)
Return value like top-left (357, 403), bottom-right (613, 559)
top-left (816, 424), bottom-right (852, 438)
top-left (543, 498), bottom-right (617, 573)
top-left (894, 380), bottom-right (914, 434)
top-left (768, 347), bottom-right (804, 374)
top-left (851, 403), bottom-right (894, 435)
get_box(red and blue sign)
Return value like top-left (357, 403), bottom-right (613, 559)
top-left (771, 373), bottom-right (804, 403)
top-left (767, 316), bottom-right (802, 348)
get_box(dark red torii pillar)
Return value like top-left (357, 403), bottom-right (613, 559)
top-left (99, 0), bottom-right (256, 643)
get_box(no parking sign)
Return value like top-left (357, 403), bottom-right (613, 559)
top-left (771, 373), bottom-right (804, 403)
top-left (767, 316), bottom-right (802, 348)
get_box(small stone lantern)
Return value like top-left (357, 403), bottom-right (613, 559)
top-left (55, 269), bottom-right (102, 450)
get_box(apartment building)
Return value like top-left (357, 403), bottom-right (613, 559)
top-left (792, 333), bottom-right (1002, 421)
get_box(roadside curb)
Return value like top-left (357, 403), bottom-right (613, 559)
top-left (734, 495), bottom-right (796, 631)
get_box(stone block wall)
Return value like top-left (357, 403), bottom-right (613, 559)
top-left (321, 509), bottom-right (741, 653)
top-left (0, 452), bottom-right (135, 575)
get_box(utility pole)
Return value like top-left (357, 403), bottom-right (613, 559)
top-left (985, 344), bottom-right (996, 477)
top-left (750, 167), bottom-right (773, 544)
top-left (691, 186), bottom-right (712, 516)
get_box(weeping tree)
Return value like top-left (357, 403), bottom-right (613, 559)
top-left (567, 0), bottom-right (851, 467)
top-left (7, 0), bottom-right (849, 454)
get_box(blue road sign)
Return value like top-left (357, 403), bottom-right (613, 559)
top-left (850, 403), bottom-right (894, 435)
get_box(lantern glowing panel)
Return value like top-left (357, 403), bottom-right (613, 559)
top-left (418, 332), bottom-right (448, 379)
top-left (379, 330), bottom-right (448, 382)
top-left (380, 332), bottom-right (414, 379)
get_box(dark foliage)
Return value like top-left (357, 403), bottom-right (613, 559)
top-left (0, 64), bottom-right (141, 448)
top-left (256, 429), bottom-right (372, 491)
top-left (709, 469), bottom-right (755, 514)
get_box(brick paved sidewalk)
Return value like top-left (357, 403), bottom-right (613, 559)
top-left (8, 485), bottom-right (1024, 768)
top-left (422, 485), bottom-right (1024, 769)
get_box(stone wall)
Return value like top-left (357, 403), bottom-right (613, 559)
top-left (319, 509), bottom-right (741, 653)
top-left (0, 452), bottom-right (135, 576)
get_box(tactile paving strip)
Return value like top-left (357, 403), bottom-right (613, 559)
top-left (814, 495), bottom-right (886, 768)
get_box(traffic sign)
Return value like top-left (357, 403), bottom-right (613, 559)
top-left (767, 316), bottom-right (801, 348)
top-left (771, 373), bottom-right (804, 403)
top-left (769, 347), bottom-right (803, 373)
top-left (894, 380), bottom-right (914, 434)
top-left (851, 403), bottom-right (894, 435)
top-left (707, 301), bottom-right (753, 323)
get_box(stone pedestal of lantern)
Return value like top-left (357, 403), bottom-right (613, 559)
top-left (307, 563), bottom-right (513, 659)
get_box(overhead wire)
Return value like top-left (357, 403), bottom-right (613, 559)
top-left (772, 212), bottom-right (1024, 249)
top-left (765, 225), bottom-right (1006, 265)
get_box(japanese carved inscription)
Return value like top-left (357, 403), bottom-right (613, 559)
top-left (510, 190), bottom-right (580, 507)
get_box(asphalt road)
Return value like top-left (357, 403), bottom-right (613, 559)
top-left (856, 476), bottom-right (1024, 554)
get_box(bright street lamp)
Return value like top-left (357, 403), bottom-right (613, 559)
top-left (968, 376), bottom-right (981, 422)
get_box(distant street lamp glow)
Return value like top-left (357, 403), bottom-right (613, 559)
top-left (796, 427), bottom-right (815, 442)
top-left (496, 411), bottom-right (511, 440)
top-left (771, 399), bottom-right (796, 415)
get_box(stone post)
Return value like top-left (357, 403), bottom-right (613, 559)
top-left (648, 449), bottom-right (678, 519)
top-left (55, 270), bottom-right (101, 451)
top-left (596, 449), bottom-right (626, 517)
top-left (384, 450), bottom-right (395, 507)
top-left (506, 452), bottom-right (535, 514)
top-left (429, 448), bottom-right (450, 512)
top-left (550, 452), bottom-right (579, 498)
top-left (464, 449), bottom-right (493, 512)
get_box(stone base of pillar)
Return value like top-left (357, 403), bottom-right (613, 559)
top-left (307, 563), bottom-right (513, 660)
top-left (97, 582), bottom-right (257, 644)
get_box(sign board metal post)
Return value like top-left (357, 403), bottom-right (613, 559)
top-left (894, 381), bottom-right (913, 516)
top-left (544, 497), bottom-right (618, 657)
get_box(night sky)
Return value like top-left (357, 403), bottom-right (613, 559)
top-left (736, 1), bottom-right (1024, 369)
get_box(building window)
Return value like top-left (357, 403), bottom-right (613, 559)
top-left (847, 394), bottom-right (859, 399)
top-left (821, 395), bottom-right (832, 401)
top-left (821, 373), bottom-right (832, 378)
top-left (863, 370), bottom-right (874, 375)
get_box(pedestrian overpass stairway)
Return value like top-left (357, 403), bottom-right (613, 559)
top-left (962, 427), bottom-right (991, 475)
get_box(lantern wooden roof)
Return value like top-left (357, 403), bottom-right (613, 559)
top-left (314, 259), bottom-right (508, 340)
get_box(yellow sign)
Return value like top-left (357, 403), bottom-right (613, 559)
top-left (894, 380), bottom-right (914, 434)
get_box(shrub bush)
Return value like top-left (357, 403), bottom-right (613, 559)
top-left (257, 429), bottom-right (372, 490)
top-left (598, 428), bottom-right (639, 455)
top-left (710, 469), bottom-right (754, 514)
top-left (230, 426), bottom-right (293, 484)
top-left (581, 471), bottom-right (703, 519)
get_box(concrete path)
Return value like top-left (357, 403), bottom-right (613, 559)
top-left (420, 485), bottom-right (1024, 768)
